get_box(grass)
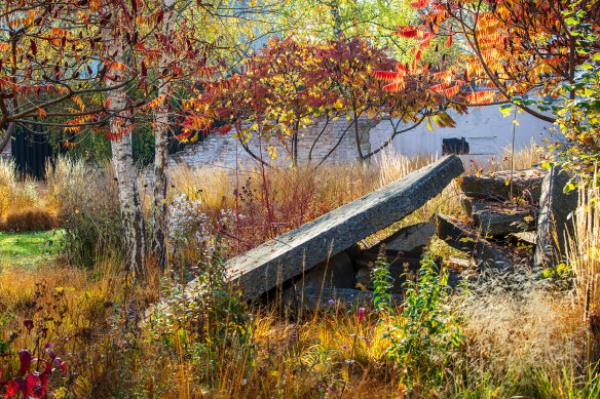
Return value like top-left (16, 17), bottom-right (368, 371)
top-left (1, 145), bottom-right (598, 398)
top-left (0, 230), bottom-right (64, 270)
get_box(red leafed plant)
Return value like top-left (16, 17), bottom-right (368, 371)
top-left (0, 321), bottom-right (67, 399)
top-left (377, 0), bottom-right (599, 123)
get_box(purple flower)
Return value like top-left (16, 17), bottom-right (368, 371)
top-left (45, 343), bottom-right (56, 360)
top-left (328, 298), bottom-right (335, 306)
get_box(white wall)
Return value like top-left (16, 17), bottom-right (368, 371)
top-left (369, 105), bottom-right (554, 164)
top-left (172, 105), bottom-right (556, 169)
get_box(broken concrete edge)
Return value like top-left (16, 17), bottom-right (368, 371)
top-left (473, 207), bottom-right (536, 237)
top-left (460, 167), bottom-right (546, 202)
top-left (378, 222), bottom-right (435, 253)
top-left (433, 213), bottom-right (514, 272)
top-left (207, 155), bottom-right (464, 301)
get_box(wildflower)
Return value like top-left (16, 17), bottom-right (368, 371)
top-left (357, 307), bottom-right (366, 323)
top-left (328, 298), bottom-right (335, 306)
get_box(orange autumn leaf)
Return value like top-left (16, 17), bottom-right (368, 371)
top-left (410, 0), bottom-right (430, 9)
top-left (395, 26), bottom-right (419, 38)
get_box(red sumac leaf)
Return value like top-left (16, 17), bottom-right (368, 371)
top-left (395, 26), bottom-right (419, 38)
top-left (445, 34), bottom-right (453, 48)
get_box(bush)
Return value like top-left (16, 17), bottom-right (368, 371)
top-left (0, 208), bottom-right (58, 232)
top-left (47, 157), bottom-right (123, 267)
top-left (385, 253), bottom-right (464, 387)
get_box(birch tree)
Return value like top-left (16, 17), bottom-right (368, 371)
top-left (151, 0), bottom-right (177, 270)
top-left (101, 5), bottom-right (146, 278)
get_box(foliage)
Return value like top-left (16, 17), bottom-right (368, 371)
top-left (47, 158), bottom-right (122, 267)
top-left (375, 0), bottom-right (598, 182)
top-left (2, 154), bottom-right (600, 397)
top-left (150, 240), bottom-right (253, 385)
top-left (166, 193), bottom-right (232, 275)
top-left (0, 0), bottom-right (213, 131)
top-left (385, 253), bottom-right (464, 385)
top-left (542, 5), bottom-right (599, 183)
top-left (0, 336), bottom-right (68, 399)
top-left (542, 262), bottom-right (574, 281)
top-left (371, 247), bottom-right (393, 313)
top-left (374, 0), bottom-right (598, 125)
top-left (197, 35), bottom-right (455, 165)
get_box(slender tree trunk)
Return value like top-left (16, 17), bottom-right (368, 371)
top-left (151, 0), bottom-right (177, 271)
top-left (104, 24), bottom-right (146, 278)
top-left (111, 127), bottom-right (146, 278)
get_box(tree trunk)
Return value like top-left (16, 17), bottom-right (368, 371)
top-left (151, 0), bottom-right (177, 271)
top-left (104, 24), bottom-right (146, 278)
top-left (111, 128), bottom-right (146, 278)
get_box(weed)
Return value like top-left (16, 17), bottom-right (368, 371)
top-left (385, 253), bottom-right (464, 388)
top-left (371, 247), bottom-right (393, 313)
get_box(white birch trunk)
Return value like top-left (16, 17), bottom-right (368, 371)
top-left (104, 24), bottom-right (146, 278)
top-left (151, 0), bottom-right (177, 270)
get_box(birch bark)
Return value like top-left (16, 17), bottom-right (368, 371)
top-left (104, 19), bottom-right (146, 278)
top-left (151, 0), bottom-right (177, 270)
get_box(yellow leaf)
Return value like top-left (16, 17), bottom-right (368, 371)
top-left (267, 146), bottom-right (277, 160)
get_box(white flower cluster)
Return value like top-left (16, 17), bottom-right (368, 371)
top-left (168, 193), bottom-right (209, 247)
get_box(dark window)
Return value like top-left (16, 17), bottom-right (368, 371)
top-left (442, 137), bottom-right (470, 155)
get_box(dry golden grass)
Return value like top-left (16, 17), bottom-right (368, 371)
top-left (0, 159), bottom-right (43, 219)
top-left (4, 146), bottom-right (599, 399)
top-left (165, 151), bottom-right (464, 255)
top-left (0, 207), bottom-right (58, 232)
top-left (567, 177), bottom-right (600, 319)
top-left (462, 290), bottom-right (586, 366)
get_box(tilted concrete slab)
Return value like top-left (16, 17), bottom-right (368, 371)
top-left (196, 156), bottom-right (463, 301)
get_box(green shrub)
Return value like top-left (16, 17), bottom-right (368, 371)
top-left (47, 157), bottom-right (123, 267)
top-left (385, 253), bottom-right (464, 385)
top-left (371, 246), bottom-right (393, 313)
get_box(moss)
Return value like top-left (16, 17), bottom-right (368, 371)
top-left (0, 229), bottom-right (64, 270)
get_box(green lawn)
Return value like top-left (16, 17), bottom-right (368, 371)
top-left (0, 230), bottom-right (64, 270)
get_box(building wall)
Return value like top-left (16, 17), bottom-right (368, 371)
top-left (370, 106), bottom-right (554, 164)
top-left (171, 118), bottom-right (374, 170)
top-left (172, 105), bottom-right (554, 169)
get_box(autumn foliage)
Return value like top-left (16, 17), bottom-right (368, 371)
top-left (374, 0), bottom-right (599, 122)
top-left (187, 35), bottom-right (464, 164)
